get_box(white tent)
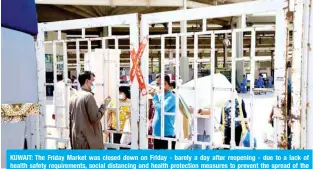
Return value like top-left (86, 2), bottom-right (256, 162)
top-left (178, 73), bottom-right (236, 109)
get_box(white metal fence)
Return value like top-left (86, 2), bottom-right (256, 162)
top-left (35, 0), bottom-right (313, 150)
top-left (36, 14), bottom-right (140, 149)
top-left (140, 0), bottom-right (288, 149)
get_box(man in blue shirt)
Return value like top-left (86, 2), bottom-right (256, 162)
top-left (240, 75), bottom-right (248, 93)
top-left (256, 74), bottom-right (264, 88)
top-left (151, 74), bottom-right (176, 149)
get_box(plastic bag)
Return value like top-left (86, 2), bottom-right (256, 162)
top-left (213, 127), bottom-right (225, 148)
top-left (120, 118), bottom-right (131, 145)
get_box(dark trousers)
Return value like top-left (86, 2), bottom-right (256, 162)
top-left (224, 126), bottom-right (242, 146)
top-left (153, 136), bottom-right (176, 149)
top-left (111, 133), bottom-right (130, 150)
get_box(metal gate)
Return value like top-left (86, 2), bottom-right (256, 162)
top-left (35, 0), bottom-right (313, 150)
top-left (36, 14), bottom-right (140, 149)
top-left (140, 0), bottom-right (289, 149)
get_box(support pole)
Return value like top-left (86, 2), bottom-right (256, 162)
top-left (169, 50), bottom-right (174, 74)
top-left (179, 1), bottom-right (189, 83)
top-left (306, 0), bottom-right (313, 149)
top-left (291, 0), bottom-right (303, 149)
top-left (223, 33), bottom-right (228, 69)
top-left (236, 15), bottom-right (246, 84)
top-left (101, 27), bottom-right (109, 48)
top-left (274, 8), bottom-right (289, 149)
top-left (180, 19), bottom-right (189, 83)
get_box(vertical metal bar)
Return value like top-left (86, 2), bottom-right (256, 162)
top-left (236, 15), bottom-right (245, 85)
top-left (110, 132), bottom-right (113, 144)
top-left (202, 19), bottom-right (207, 32)
top-left (108, 26), bottom-right (112, 36)
top-left (82, 28), bottom-right (86, 39)
top-left (291, 0), bottom-right (303, 149)
top-left (168, 22), bottom-right (172, 34)
top-left (169, 50), bottom-right (174, 74)
top-left (76, 40), bottom-right (80, 85)
top-left (181, 19), bottom-right (188, 82)
top-left (193, 34), bottom-right (198, 143)
top-left (181, 21), bottom-right (187, 55)
top-left (53, 42), bottom-right (58, 128)
top-left (224, 33), bottom-right (228, 68)
top-left (175, 35), bottom-right (180, 142)
top-left (63, 42), bottom-right (69, 130)
top-left (306, 0), bottom-right (313, 149)
top-left (88, 40), bottom-right (91, 54)
top-left (115, 38), bottom-right (119, 50)
top-left (274, 9), bottom-right (288, 149)
top-left (54, 44), bottom-right (59, 149)
top-left (55, 140), bottom-right (59, 149)
top-left (168, 139), bottom-right (172, 149)
top-left (210, 32), bottom-right (215, 148)
top-left (86, 40), bottom-right (92, 70)
top-left (102, 39), bottom-right (107, 133)
top-left (250, 30), bottom-right (256, 148)
top-left (36, 31), bottom-right (46, 149)
top-left (65, 86), bottom-right (70, 148)
top-left (300, 0), bottom-right (310, 148)
top-left (289, 0), bottom-right (295, 11)
top-left (102, 38), bottom-right (107, 49)
top-left (139, 17), bottom-right (148, 149)
top-left (58, 30), bottom-right (61, 40)
top-left (115, 38), bottom-right (120, 132)
top-left (161, 36), bottom-right (165, 138)
top-left (130, 19), bottom-right (139, 149)
top-left (231, 30), bottom-right (237, 149)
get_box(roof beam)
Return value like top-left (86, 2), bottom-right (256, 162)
top-left (92, 6), bottom-right (104, 16)
top-left (55, 5), bottom-right (94, 17)
top-left (187, 1), bottom-right (211, 8)
top-left (72, 6), bottom-right (98, 17)
top-left (36, 0), bottom-right (211, 8)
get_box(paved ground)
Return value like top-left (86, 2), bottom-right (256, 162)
top-left (45, 93), bottom-right (275, 149)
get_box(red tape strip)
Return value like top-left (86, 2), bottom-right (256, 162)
top-left (130, 37), bottom-right (148, 96)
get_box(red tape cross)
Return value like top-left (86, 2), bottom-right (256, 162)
top-left (130, 37), bottom-right (148, 96)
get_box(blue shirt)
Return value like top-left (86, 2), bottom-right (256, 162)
top-left (256, 77), bottom-right (264, 88)
top-left (152, 91), bottom-right (176, 137)
top-left (241, 78), bottom-right (247, 86)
